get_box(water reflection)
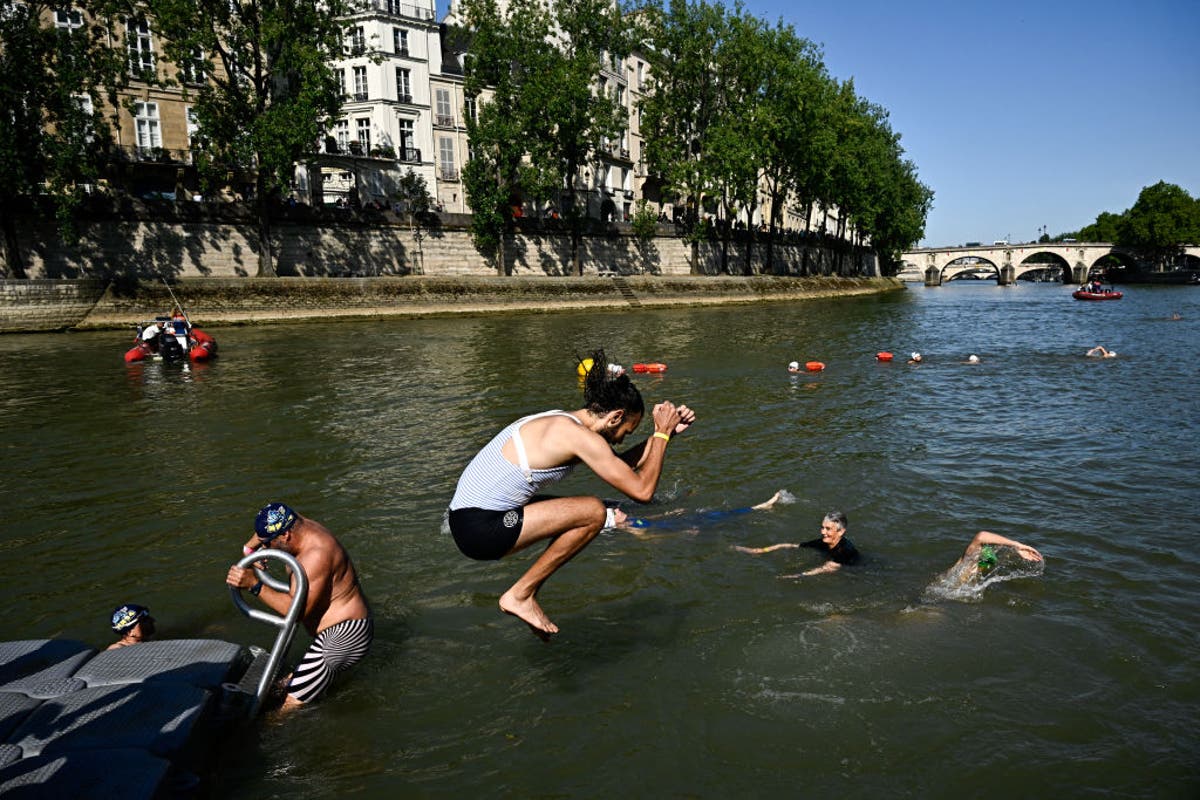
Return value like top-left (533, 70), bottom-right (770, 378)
top-left (1, 283), bottom-right (1197, 797)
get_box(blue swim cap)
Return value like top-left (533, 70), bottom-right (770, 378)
top-left (111, 603), bottom-right (150, 633)
top-left (255, 502), bottom-right (297, 540)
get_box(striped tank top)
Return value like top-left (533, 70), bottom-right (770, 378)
top-left (449, 410), bottom-right (584, 511)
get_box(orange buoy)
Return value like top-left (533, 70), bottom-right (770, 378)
top-left (633, 362), bottom-right (667, 373)
top-left (876, 351), bottom-right (894, 362)
top-left (805, 361), bottom-right (825, 372)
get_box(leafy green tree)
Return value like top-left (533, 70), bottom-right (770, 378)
top-left (147, 0), bottom-right (350, 277)
top-left (0, 0), bottom-right (128, 278)
top-left (1077, 210), bottom-right (1122, 243)
top-left (1117, 181), bottom-right (1200, 269)
top-left (639, 0), bottom-right (729, 267)
top-left (543, 0), bottom-right (631, 275)
top-left (460, 0), bottom-right (559, 272)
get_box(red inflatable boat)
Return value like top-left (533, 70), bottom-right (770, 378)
top-left (124, 315), bottom-right (218, 363)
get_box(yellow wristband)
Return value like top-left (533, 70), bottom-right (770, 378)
top-left (653, 431), bottom-right (671, 443)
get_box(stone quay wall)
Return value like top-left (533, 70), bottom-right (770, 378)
top-left (4, 201), bottom-right (877, 281)
top-left (1, 202), bottom-right (892, 332)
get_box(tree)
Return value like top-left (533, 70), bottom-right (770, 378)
top-left (147, 0), bottom-right (350, 277)
top-left (639, 0), bottom-right (729, 269)
top-left (1118, 181), bottom-right (1200, 270)
top-left (1077, 210), bottom-right (1122, 243)
top-left (460, 0), bottom-right (559, 272)
top-left (543, 0), bottom-right (631, 275)
top-left (0, 0), bottom-right (128, 278)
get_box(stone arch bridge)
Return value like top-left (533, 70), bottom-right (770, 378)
top-left (900, 242), bottom-right (1200, 285)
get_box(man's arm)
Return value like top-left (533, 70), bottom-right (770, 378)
top-left (573, 402), bottom-right (684, 503)
top-left (733, 543), bottom-right (799, 554)
top-left (967, 530), bottom-right (1043, 561)
top-left (618, 405), bottom-right (696, 470)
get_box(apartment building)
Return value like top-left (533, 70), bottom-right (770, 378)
top-left (321, 0), bottom-right (441, 205)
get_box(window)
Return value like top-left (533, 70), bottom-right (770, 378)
top-left (335, 120), bottom-right (350, 152)
top-left (134, 101), bottom-right (161, 153)
top-left (336, 68), bottom-right (346, 97)
top-left (387, 0), bottom-right (402, 14)
top-left (397, 119), bottom-right (414, 160)
top-left (55, 9), bottom-right (83, 30)
top-left (435, 89), bottom-right (453, 127)
top-left (393, 28), bottom-right (408, 56)
top-left (185, 107), bottom-right (199, 148)
top-left (616, 85), bottom-right (625, 108)
top-left (353, 66), bottom-right (368, 101)
top-left (439, 136), bottom-right (456, 180)
top-left (465, 96), bottom-right (477, 123)
top-left (180, 47), bottom-right (205, 85)
top-left (74, 95), bottom-right (95, 142)
top-left (350, 26), bottom-right (366, 54)
top-left (396, 68), bottom-right (411, 103)
top-left (636, 61), bottom-right (645, 89)
top-left (356, 118), bottom-right (371, 152)
top-left (126, 18), bottom-right (155, 77)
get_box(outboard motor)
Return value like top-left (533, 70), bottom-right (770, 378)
top-left (159, 330), bottom-right (186, 362)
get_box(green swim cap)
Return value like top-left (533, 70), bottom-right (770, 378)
top-left (977, 545), bottom-right (998, 573)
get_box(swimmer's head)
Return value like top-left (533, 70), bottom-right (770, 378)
top-left (910, 352), bottom-right (922, 362)
top-left (967, 354), bottom-right (979, 364)
top-left (110, 603), bottom-right (151, 634)
top-left (977, 544), bottom-right (998, 575)
top-left (788, 361), bottom-right (800, 372)
top-left (255, 502), bottom-right (298, 541)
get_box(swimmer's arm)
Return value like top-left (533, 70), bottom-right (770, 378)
top-left (802, 561), bottom-right (842, 576)
top-left (970, 530), bottom-right (1043, 561)
top-left (733, 543), bottom-right (799, 554)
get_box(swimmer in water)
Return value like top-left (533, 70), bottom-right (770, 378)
top-left (614, 490), bottom-right (787, 534)
top-left (941, 530), bottom-right (1042, 586)
top-left (107, 604), bottom-right (156, 650)
top-left (963, 354), bottom-right (980, 364)
top-left (787, 361), bottom-right (801, 373)
top-left (734, 510), bottom-right (860, 577)
top-left (1086, 346), bottom-right (1117, 358)
top-left (907, 352), bottom-right (923, 364)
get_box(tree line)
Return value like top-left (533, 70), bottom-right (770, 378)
top-left (461, 0), bottom-right (933, 275)
top-left (1056, 181), bottom-right (1200, 270)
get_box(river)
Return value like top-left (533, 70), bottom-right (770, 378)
top-left (1, 282), bottom-right (1197, 797)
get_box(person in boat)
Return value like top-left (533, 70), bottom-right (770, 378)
top-left (226, 503), bottom-right (372, 708)
top-left (940, 530), bottom-right (1042, 586)
top-left (107, 603), bottom-right (156, 650)
top-left (734, 510), bottom-right (860, 577)
top-left (615, 490), bottom-right (786, 535)
top-left (447, 348), bottom-right (695, 639)
top-left (1086, 346), bottom-right (1118, 358)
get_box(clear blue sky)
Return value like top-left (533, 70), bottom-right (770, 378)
top-left (438, 0), bottom-right (1200, 246)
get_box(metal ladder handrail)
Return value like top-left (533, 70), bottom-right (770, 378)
top-left (229, 550), bottom-right (308, 716)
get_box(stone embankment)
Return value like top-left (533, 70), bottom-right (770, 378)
top-left (1, 275), bottom-right (903, 333)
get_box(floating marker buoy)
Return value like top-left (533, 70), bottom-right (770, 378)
top-left (633, 362), bottom-right (667, 373)
top-left (805, 361), bottom-right (825, 372)
top-left (876, 352), bottom-right (894, 362)
top-left (577, 357), bottom-right (594, 377)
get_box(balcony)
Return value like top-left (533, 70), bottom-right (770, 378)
top-left (397, 93), bottom-right (413, 104)
top-left (352, 92), bottom-right (368, 102)
top-left (434, 115), bottom-right (455, 128)
top-left (439, 167), bottom-right (459, 181)
top-left (359, 0), bottom-right (434, 21)
top-left (398, 147), bottom-right (421, 163)
top-left (396, 48), bottom-right (410, 58)
top-left (619, 147), bottom-right (630, 159)
top-left (347, 44), bottom-right (366, 56)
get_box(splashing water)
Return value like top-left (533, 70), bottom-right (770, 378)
top-left (923, 547), bottom-right (1046, 603)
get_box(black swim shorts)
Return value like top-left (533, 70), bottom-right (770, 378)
top-left (448, 507), bottom-right (523, 561)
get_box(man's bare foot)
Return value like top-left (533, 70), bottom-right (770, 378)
top-left (752, 491), bottom-right (783, 511)
top-left (499, 589), bottom-right (558, 639)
